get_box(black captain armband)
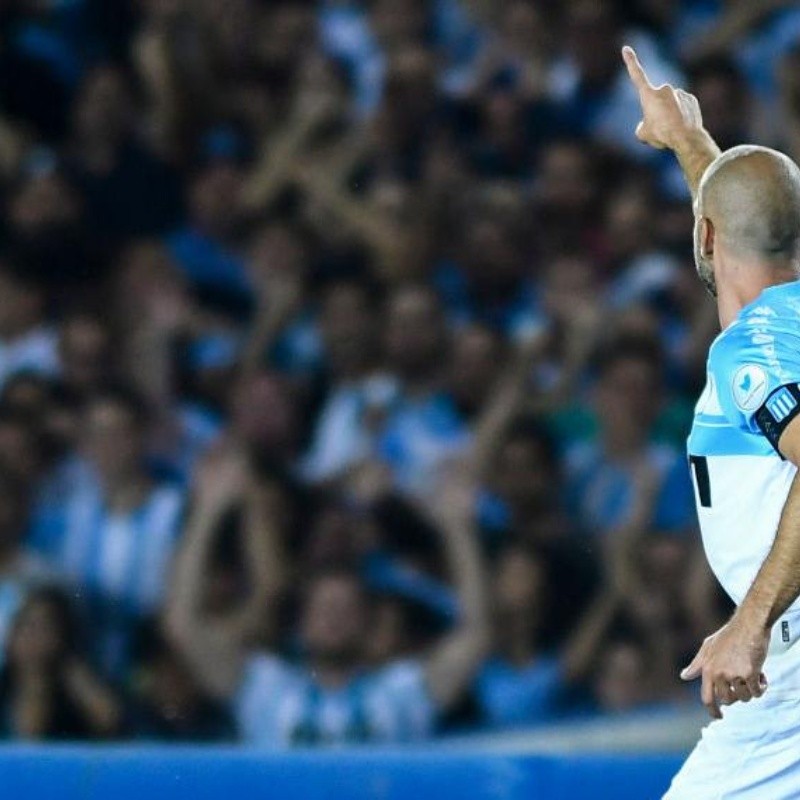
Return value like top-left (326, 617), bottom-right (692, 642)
top-left (755, 383), bottom-right (800, 454)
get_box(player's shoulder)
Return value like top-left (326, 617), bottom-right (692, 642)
top-left (710, 285), bottom-right (800, 372)
top-left (707, 283), bottom-right (800, 427)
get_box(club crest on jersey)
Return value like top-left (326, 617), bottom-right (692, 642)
top-left (732, 364), bottom-right (768, 412)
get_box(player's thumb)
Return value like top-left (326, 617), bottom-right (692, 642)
top-left (680, 654), bottom-right (703, 681)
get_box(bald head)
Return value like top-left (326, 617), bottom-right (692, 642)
top-left (698, 146), bottom-right (800, 266)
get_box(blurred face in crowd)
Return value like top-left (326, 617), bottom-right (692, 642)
top-left (381, 47), bottom-right (438, 125)
top-left (138, 0), bottom-right (183, 23)
top-left (202, 0), bottom-right (258, 61)
top-left (2, 374), bottom-right (51, 419)
top-left (493, 433), bottom-right (553, 515)
top-left (259, 0), bottom-right (317, 68)
top-left (301, 573), bottom-right (367, 666)
top-left (481, 88), bottom-right (525, 149)
top-left (303, 504), bottom-right (371, 568)
top-left (537, 142), bottom-right (595, 216)
top-left (370, 0), bottom-right (428, 47)
top-left (60, 316), bottom-right (113, 396)
top-left (83, 397), bottom-right (147, 483)
top-left (230, 372), bottom-right (298, 454)
top-left (0, 475), bottom-right (26, 554)
top-left (779, 47), bottom-right (800, 113)
top-left (595, 353), bottom-right (662, 447)
top-left (320, 283), bottom-right (375, 379)
top-left (293, 53), bottom-right (351, 127)
top-left (593, 641), bottom-right (651, 713)
top-left (116, 242), bottom-right (189, 322)
top-left (499, 0), bottom-right (551, 60)
top-left (8, 595), bottom-right (67, 671)
top-left (0, 415), bottom-right (42, 483)
top-left (42, 394), bottom-right (82, 460)
top-left (448, 325), bottom-right (503, 417)
top-left (639, 535), bottom-right (689, 595)
top-left (691, 66), bottom-right (748, 151)
top-left (541, 254), bottom-right (597, 323)
top-left (604, 186), bottom-right (655, 263)
top-left (187, 164), bottom-right (244, 239)
top-left (492, 547), bottom-right (546, 657)
top-left (72, 66), bottom-right (133, 146)
top-left (0, 269), bottom-right (45, 339)
top-left (462, 216), bottom-right (526, 294)
top-left (248, 223), bottom-right (307, 290)
top-left (385, 286), bottom-right (445, 379)
top-left (9, 170), bottom-right (81, 236)
top-left (567, 0), bottom-right (621, 88)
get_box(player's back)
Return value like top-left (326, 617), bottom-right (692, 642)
top-left (689, 282), bottom-right (800, 615)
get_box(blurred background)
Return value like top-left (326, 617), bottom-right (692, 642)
top-left (0, 0), bottom-right (799, 795)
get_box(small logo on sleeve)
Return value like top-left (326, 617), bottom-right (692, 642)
top-left (783, 620), bottom-right (791, 643)
top-left (767, 388), bottom-right (798, 423)
top-left (732, 364), bottom-right (768, 412)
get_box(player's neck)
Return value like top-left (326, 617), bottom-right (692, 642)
top-left (716, 262), bottom-right (798, 328)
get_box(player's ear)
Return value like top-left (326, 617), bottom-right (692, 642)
top-left (700, 217), bottom-right (715, 259)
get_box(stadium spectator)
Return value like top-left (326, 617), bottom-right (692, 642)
top-left (0, 588), bottom-right (121, 740)
top-left (0, 0), bottom-right (786, 747)
top-left (166, 452), bottom-right (488, 746)
top-left (30, 388), bottom-right (185, 675)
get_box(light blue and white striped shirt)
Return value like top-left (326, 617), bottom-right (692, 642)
top-left (30, 460), bottom-right (185, 673)
top-left (234, 655), bottom-right (435, 747)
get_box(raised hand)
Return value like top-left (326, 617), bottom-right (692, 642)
top-left (622, 46), bottom-right (704, 152)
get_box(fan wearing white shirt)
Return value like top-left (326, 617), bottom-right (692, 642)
top-left (167, 452), bottom-right (489, 747)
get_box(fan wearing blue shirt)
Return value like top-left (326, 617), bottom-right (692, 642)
top-left (476, 545), bottom-right (619, 728)
top-left (565, 337), bottom-right (696, 537)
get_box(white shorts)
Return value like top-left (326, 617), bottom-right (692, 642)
top-left (665, 614), bottom-right (800, 799)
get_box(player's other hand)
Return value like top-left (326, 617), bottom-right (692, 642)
top-left (621, 45), bottom-right (704, 152)
top-left (680, 617), bottom-right (769, 719)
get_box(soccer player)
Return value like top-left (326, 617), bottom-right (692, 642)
top-left (622, 45), bottom-right (800, 798)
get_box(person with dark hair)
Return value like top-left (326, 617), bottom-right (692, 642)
top-left (29, 387), bottom-right (185, 676)
top-left (687, 56), bottom-right (752, 152)
top-left (65, 64), bottom-right (184, 244)
top-left (565, 335), bottom-right (696, 537)
top-left (130, 628), bottom-right (233, 742)
top-left (0, 259), bottom-right (58, 391)
top-left (0, 588), bottom-right (121, 740)
top-left (475, 544), bottom-right (620, 728)
top-left (302, 277), bottom-right (389, 483)
top-left (0, 470), bottom-right (51, 671)
top-left (377, 283), bottom-right (470, 495)
top-left (166, 450), bottom-right (488, 746)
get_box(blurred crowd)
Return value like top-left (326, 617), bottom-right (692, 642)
top-left (0, 0), bottom-right (798, 745)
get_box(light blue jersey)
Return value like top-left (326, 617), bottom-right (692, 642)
top-left (689, 282), bottom-right (800, 636)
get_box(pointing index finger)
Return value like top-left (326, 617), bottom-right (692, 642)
top-left (622, 45), bottom-right (652, 94)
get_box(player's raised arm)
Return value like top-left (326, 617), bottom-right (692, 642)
top-left (621, 45), bottom-right (721, 199)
